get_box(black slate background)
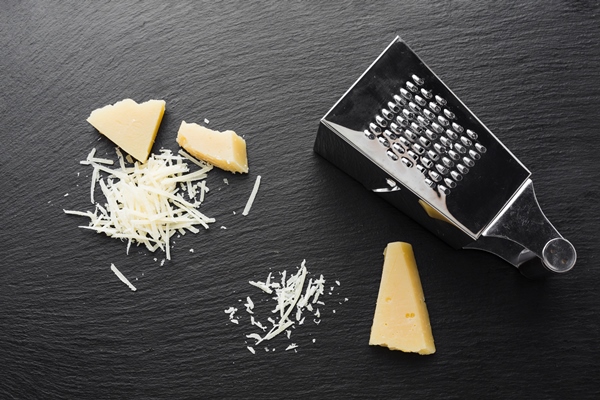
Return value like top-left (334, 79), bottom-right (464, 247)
top-left (1, 1), bottom-right (599, 399)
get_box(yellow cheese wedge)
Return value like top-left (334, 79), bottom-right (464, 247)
top-left (369, 242), bottom-right (436, 355)
top-left (176, 121), bottom-right (248, 173)
top-left (87, 99), bottom-right (166, 163)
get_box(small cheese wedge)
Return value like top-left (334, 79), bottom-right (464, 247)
top-left (87, 99), bottom-right (166, 163)
top-left (176, 121), bottom-right (248, 173)
top-left (369, 242), bottom-right (436, 355)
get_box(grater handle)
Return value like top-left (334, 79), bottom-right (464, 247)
top-left (482, 179), bottom-right (576, 277)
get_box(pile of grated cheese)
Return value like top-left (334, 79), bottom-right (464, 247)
top-left (226, 260), bottom-right (345, 354)
top-left (64, 147), bottom-right (215, 259)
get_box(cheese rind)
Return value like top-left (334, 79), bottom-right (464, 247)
top-left (87, 99), bottom-right (166, 163)
top-left (176, 121), bottom-right (248, 173)
top-left (369, 242), bottom-right (436, 355)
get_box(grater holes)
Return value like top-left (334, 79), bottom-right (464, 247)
top-left (412, 74), bottom-right (424, 85)
top-left (456, 164), bottom-right (469, 174)
top-left (412, 143), bottom-right (426, 155)
top-left (369, 122), bottom-right (381, 135)
top-left (437, 115), bottom-right (450, 126)
top-left (429, 101), bottom-right (441, 113)
top-left (428, 170), bottom-right (442, 182)
top-left (402, 108), bottom-right (416, 120)
top-left (451, 122), bottom-right (464, 133)
top-left (431, 122), bottom-right (444, 134)
top-left (444, 178), bottom-right (457, 189)
top-left (407, 150), bottom-right (419, 160)
top-left (460, 136), bottom-right (472, 147)
top-left (423, 109), bottom-right (436, 120)
top-left (438, 185), bottom-right (451, 196)
top-left (408, 102), bottom-right (421, 114)
top-left (395, 115), bottom-right (409, 127)
top-left (466, 129), bottom-right (478, 140)
top-left (454, 143), bottom-right (467, 154)
top-left (386, 149), bottom-right (399, 161)
top-left (378, 136), bottom-right (390, 148)
top-left (421, 156), bottom-right (433, 169)
top-left (414, 95), bottom-right (427, 107)
top-left (383, 129), bottom-right (398, 141)
top-left (406, 81), bottom-right (418, 93)
top-left (418, 136), bottom-right (431, 148)
top-left (427, 150), bottom-right (440, 161)
top-left (433, 143), bottom-right (447, 154)
top-left (424, 129), bottom-right (437, 141)
top-left (443, 109), bottom-right (456, 119)
top-left (439, 136), bottom-right (452, 148)
top-left (382, 108), bottom-right (394, 120)
top-left (410, 122), bottom-right (423, 134)
top-left (441, 157), bottom-right (454, 168)
top-left (401, 157), bottom-right (414, 168)
top-left (390, 122), bottom-right (403, 135)
top-left (400, 88), bottom-right (413, 100)
top-left (399, 136), bottom-right (411, 148)
top-left (388, 101), bottom-right (400, 113)
top-left (404, 129), bottom-right (418, 142)
top-left (365, 74), bottom-right (490, 198)
top-left (392, 142), bottom-right (405, 154)
top-left (394, 94), bottom-right (407, 106)
top-left (462, 157), bottom-right (475, 167)
top-left (448, 150), bottom-right (460, 161)
top-left (376, 114), bottom-right (387, 127)
top-left (445, 129), bottom-right (458, 140)
top-left (435, 164), bottom-right (450, 175)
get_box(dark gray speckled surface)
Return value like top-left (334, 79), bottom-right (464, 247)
top-left (1, 1), bottom-right (599, 398)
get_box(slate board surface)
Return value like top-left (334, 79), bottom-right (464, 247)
top-left (1, 1), bottom-right (599, 399)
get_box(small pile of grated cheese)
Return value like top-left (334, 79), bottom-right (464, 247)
top-left (226, 260), bottom-right (343, 354)
top-left (64, 147), bottom-right (215, 259)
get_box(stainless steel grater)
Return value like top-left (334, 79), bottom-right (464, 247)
top-left (314, 36), bottom-right (576, 278)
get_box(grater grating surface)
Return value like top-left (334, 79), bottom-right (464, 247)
top-left (315, 37), bottom-right (576, 277)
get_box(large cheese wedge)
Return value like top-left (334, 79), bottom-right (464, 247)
top-left (87, 99), bottom-right (166, 163)
top-left (369, 242), bottom-right (436, 355)
top-left (176, 121), bottom-right (248, 173)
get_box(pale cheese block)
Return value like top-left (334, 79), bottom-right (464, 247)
top-left (369, 242), bottom-right (436, 355)
top-left (87, 99), bottom-right (166, 163)
top-left (176, 121), bottom-right (248, 173)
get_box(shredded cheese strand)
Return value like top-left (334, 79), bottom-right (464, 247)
top-left (242, 175), bottom-right (261, 216)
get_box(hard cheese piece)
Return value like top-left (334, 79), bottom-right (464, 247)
top-left (176, 121), bottom-right (248, 173)
top-left (369, 242), bottom-right (436, 355)
top-left (87, 99), bottom-right (166, 163)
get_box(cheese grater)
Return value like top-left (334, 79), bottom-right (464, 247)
top-left (314, 37), bottom-right (576, 278)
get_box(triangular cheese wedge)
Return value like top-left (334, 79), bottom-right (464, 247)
top-left (176, 121), bottom-right (248, 173)
top-left (87, 99), bottom-right (166, 163)
top-left (369, 242), bottom-right (436, 355)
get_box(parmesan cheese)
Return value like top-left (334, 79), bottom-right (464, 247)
top-left (110, 263), bottom-right (137, 291)
top-left (64, 148), bottom-right (215, 259)
top-left (228, 260), bottom-right (343, 353)
top-left (242, 175), bottom-right (261, 216)
top-left (87, 99), bottom-right (166, 163)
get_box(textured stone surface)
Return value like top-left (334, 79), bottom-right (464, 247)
top-left (0, 1), bottom-right (598, 398)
